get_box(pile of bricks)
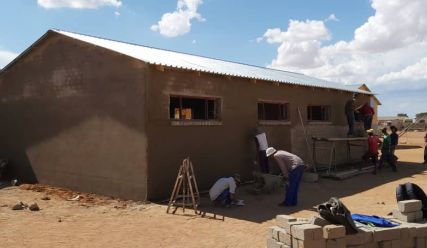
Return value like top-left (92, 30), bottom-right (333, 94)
top-left (393, 200), bottom-right (424, 222)
top-left (267, 214), bottom-right (427, 248)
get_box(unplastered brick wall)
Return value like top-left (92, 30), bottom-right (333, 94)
top-left (290, 125), bottom-right (366, 165)
top-left (267, 214), bottom-right (427, 248)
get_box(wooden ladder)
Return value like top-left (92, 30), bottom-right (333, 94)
top-left (166, 158), bottom-right (200, 214)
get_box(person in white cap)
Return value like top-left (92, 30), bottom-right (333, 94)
top-left (266, 147), bottom-right (305, 206)
top-left (209, 174), bottom-right (241, 207)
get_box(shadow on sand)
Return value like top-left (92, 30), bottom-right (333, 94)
top-left (192, 161), bottom-right (427, 224)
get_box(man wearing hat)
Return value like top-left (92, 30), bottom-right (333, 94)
top-left (209, 174), bottom-right (241, 207)
top-left (266, 147), bottom-right (305, 206)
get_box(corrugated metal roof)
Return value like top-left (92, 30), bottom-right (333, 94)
top-left (8, 29), bottom-right (374, 95)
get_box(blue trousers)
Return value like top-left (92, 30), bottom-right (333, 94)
top-left (259, 150), bottom-right (269, 173)
top-left (215, 188), bottom-right (231, 205)
top-left (284, 165), bottom-right (304, 206)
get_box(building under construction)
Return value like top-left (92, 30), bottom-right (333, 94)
top-left (0, 30), bottom-right (375, 200)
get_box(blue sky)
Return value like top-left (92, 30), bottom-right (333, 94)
top-left (0, 0), bottom-right (426, 117)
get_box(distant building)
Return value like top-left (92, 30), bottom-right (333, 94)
top-left (416, 113), bottom-right (427, 124)
top-left (378, 116), bottom-right (409, 130)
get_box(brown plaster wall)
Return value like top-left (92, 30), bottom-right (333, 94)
top-left (145, 67), bottom-right (370, 199)
top-left (0, 33), bottom-right (148, 200)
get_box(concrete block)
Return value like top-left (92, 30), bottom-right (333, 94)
top-left (345, 232), bottom-right (366, 246)
top-left (373, 227), bottom-right (401, 242)
top-left (292, 237), bottom-right (298, 248)
top-left (302, 172), bottom-right (318, 183)
top-left (391, 240), bottom-right (401, 248)
top-left (398, 200), bottom-right (423, 213)
top-left (276, 215), bottom-right (297, 228)
top-left (379, 241), bottom-right (392, 248)
top-left (268, 226), bottom-right (276, 239)
top-left (296, 238), bottom-right (326, 248)
top-left (362, 243), bottom-right (380, 248)
top-left (416, 225), bottom-right (427, 237)
top-left (399, 226), bottom-right (416, 239)
top-left (310, 215), bottom-right (331, 227)
top-left (278, 232), bottom-right (291, 246)
top-left (272, 226), bottom-right (286, 241)
top-left (393, 209), bottom-right (423, 222)
top-left (283, 220), bottom-right (310, 234)
top-left (291, 224), bottom-right (323, 240)
top-left (323, 225), bottom-right (346, 239)
top-left (267, 238), bottom-right (283, 248)
top-left (346, 230), bottom-right (374, 245)
top-left (416, 237), bottom-right (426, 248)
top-left (325, 238), bottom-right (346, 248)
top-left (400, 238), bottom-right (415, 248)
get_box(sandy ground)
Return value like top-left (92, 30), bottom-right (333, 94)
top-left (0, 131), bottom-right (426, 248)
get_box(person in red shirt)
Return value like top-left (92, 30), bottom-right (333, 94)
top-left (359, 102), bottom-right (375, 130)
top-left (362, 129), bottom-right (382, 174)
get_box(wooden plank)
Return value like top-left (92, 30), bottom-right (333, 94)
top-left (321, 166), bottom-right (374, 180)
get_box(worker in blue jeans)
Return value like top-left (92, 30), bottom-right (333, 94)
top-left (266, 147), bottom-right (305, 206)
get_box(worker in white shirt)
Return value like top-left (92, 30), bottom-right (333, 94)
top-left (254, 128), bottom-right (269, 173)
top-left (209, 174), bottom-right (241, 207)
top-left (266, 147), bottom-right (305, 207)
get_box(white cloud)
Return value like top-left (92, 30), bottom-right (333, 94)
top-left (258, 20), bottom-right (330, 68)
top-left (192, 40), bottom-right (196, 44)
top-left (0, 50), bottom-right (18, 69)
top-left (377, 57), bottom-right (427, 83)
top-left (352, 0), bottom-right (427, 53)
top-left (325, 14), bottom-right (339, 22)
top-left (259, 0), bottom-right (427, 116)
top-left (114, 11), bottom-right (120, 16)
top-left (37, 0), bottom-right (122, 9)
top-left (151, 0), bottom-right (205, 38)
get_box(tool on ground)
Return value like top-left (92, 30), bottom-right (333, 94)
top-left (166, 157), bottom-right (200, 215)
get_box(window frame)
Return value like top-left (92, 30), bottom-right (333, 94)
top-left (307, 105), bottom-right (332, 122)
top-left (257, 100), bottom-right (290, 125)
top-left (169, 94), bottom-right (222, 123)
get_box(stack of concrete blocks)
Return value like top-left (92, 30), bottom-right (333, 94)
top-left (267, 214), bottom-right (427, 248)
top-left (393, 200), bottom-right (423, 222)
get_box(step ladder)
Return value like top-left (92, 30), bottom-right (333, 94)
top-left (166, 157), bottom-right (200, 214)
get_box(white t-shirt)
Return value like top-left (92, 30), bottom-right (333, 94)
top-left (255, 133), bottom-right (268, 150)
top-left (209, 177), bottom-right (236, 201)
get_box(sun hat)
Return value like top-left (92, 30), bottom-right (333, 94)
top-left (266, 147), bottom-right (277, 157)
